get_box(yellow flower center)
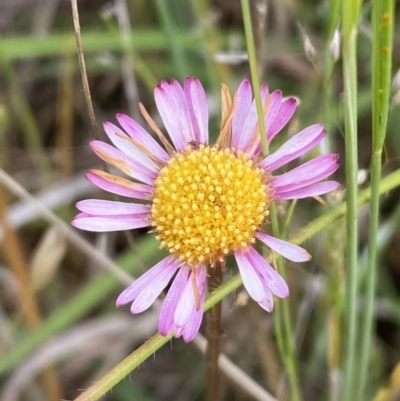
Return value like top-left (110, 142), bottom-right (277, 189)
top-left (151, 145), bottom-right (271, 267)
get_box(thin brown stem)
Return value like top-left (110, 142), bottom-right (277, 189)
top-left (205, 265), bottom-right (223, 401)
top-left (70, 0), bottom-right (99, 140)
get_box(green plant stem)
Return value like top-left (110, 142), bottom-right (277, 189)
top-left (153, 0), bottom-right (188, 81)
top-left (356, 0), bottom-right (394, 399)
top-left (341, 0), bottom-right (362, 399)
top-left (70, 169), bottom-right (400, 401)
top-left (205, 266), bottom-right (223, 401)
top-left (240, 0), bottom-right (268, 156)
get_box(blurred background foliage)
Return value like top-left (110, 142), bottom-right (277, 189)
top-left (0, 0), bottom-right (400, 400)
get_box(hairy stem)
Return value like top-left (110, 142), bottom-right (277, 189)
top-left (205, 266), bottom-right (223, 401)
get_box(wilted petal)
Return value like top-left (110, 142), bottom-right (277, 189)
top-left (256, 232), bottom-right (311, 262)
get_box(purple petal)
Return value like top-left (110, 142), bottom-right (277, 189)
top-left (234, 84), bottom-right (269, 151)
top-left (245, 247), bottom-right (289, 298)
top-left (158, 266), bottom-right (190, 336)
top-left (271, 154), bottom-right (339, 192)
top-left (235, 249), bottom-right (265, 302)
top-left (264, 90), bottom-right (282, 134)
top-left (116, 114), bottom-right (170, 163)
top-left (90, 141), bottom-right (156, 185)
top-left (72, 213), bottom-right (150, 232)
top-left (103, 122), bottom-right (158, 171)
top-left (116, 256), bottom-right (175, 306)
top-left (231, 80), bottom-right (253, 147)
top-left (86, 170), bottom-right (153, 200)
top-left (181, 266), bottom-right (206, 342)
top-left (267, 97), bottom-right (297, 141)
top-left (260, 124), bottom-right (326, 172)
top-left (131, 261), bottom-right (179, 313)
top-left (184, 77), bottom-right (209, 144)
top-left (174, 270), bottom-right (197, 328)
top-left (76, 199), bottom-right (151, 216)
top-left (258, 284), bottom-right (274, 312)
top-left (154, 80), bottom-right (193, 151)
top-left (275, 181), bottom-right (340, 200)
top-left (256, 232), bottom-right (311, 262)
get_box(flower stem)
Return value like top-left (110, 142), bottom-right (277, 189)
top-left (205, 266), bottom-right (223, 401)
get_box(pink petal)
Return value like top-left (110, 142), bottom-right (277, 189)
top-left (184, 77), bottom-right (209, 144)
top-left (116, 256), bottom-right (175, 306)
top-left (181, 266), bottom-right (206, 342)
top-left (260, 124), bottom-right (326, 172)
top-left (130, 261), bottom-right (179, 313)
top-left (116, 113), bottom-right (170, 163)
top-left (154, 80), bottom-right (193, 151)
top-left (103, 122), bottom-right (158, 171)
top-left (267, 97), bottom-right (297, 141)
top-left (76, 199), bottom-right (151, 216)
top-left (158, 266), bottom-right (190, 336)
top-left (264, 90), bottom-right (283, 134)
top-left (174, 270), bottom-right (197, 328)
top-left (256, 232), bottom-right (311, 262)
top-left (235, 249), bottom-right (265, 302)
top-left (72, 213), bottom-right (150, 232)
top-left (90, 141), bottom-right (156, 185)
top-left (248, 90), bottom-right (283, 157)
top-left (234, 84), bottom-right (269, 151)
top-left (86, 170), bottom-right (153, 200)
top-left (231, 80), bottom-right (253, 147)
top-left (271, 154), bottom-right (339, 192)
top-left (245, 247), bottom-right (289, 298)
top-left (258, 284), bottom-right (274, 312)
top-left (275, 181), bottom-right (340, 200)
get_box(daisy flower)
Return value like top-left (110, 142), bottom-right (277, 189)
top-left (72, 78), bottom-right (339, 342)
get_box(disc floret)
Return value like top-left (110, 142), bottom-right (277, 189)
top-left (151, 144), bottom-right (271, 267)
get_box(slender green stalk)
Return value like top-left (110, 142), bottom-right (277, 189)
top-left (153, 0), bottom-right (188, 81)
top-left (341, 1), bottom-right (362, 400)
top-left (240, 0), bottom-right (268, 156)
top-left (70, 169), bottom-right (400, 401)
top-left (356, 0), bottom-right (394, 398)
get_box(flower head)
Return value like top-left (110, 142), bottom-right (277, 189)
top-left (72, 78), bottom-right (339, 342)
